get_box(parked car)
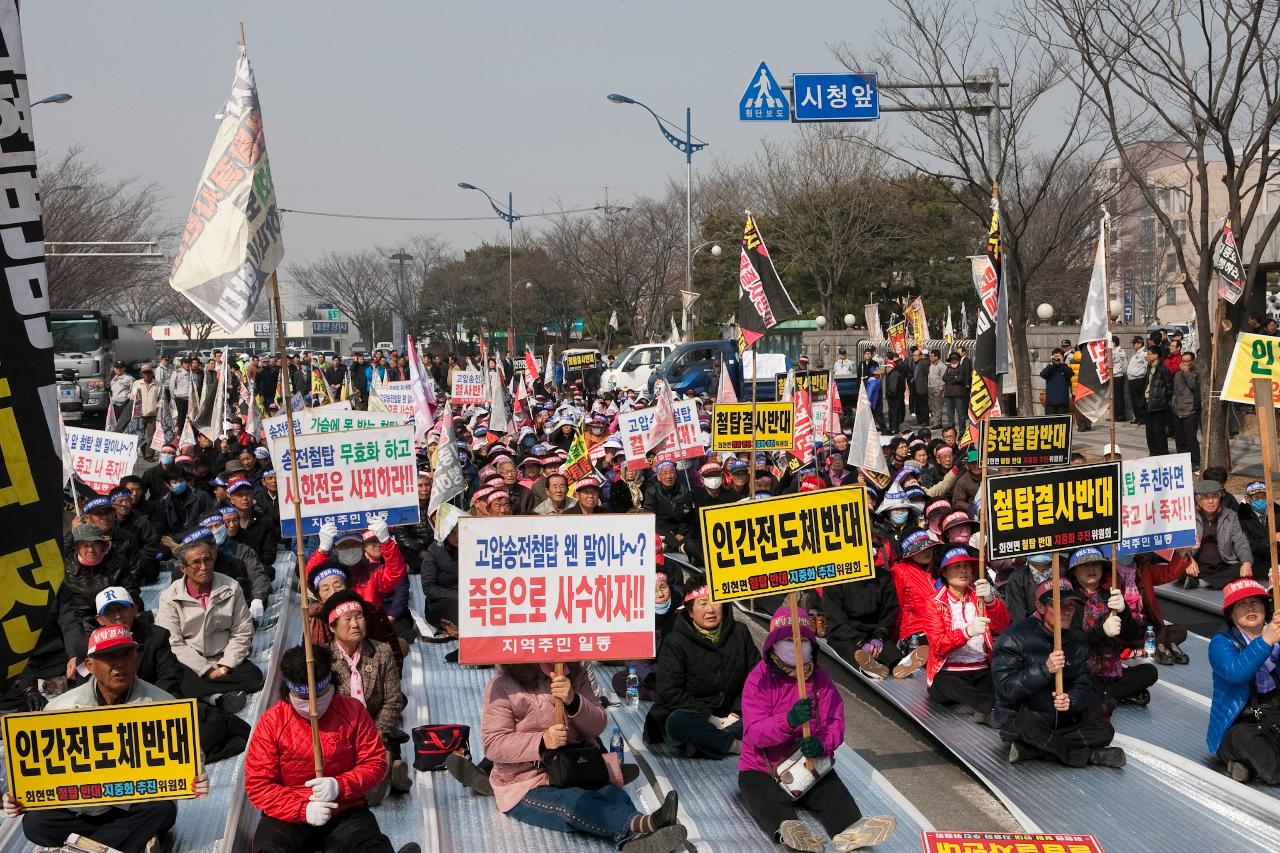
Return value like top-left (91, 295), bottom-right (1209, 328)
top-left (598, 343), bottom-right (673, 394)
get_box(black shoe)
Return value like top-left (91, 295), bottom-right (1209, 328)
top-left (1153, 644), bottom-right (1177, 666)
top-left (1088, 747), bottom-right (1126, 768)
top-left (1007, 741), bottom-right (1039, 764)
top-left (445, 753), bottom-right (493, 796)
top-left (622, 763), bottom-right (641, 785)
top-left (1170, 643), bottom-right (1190, 664)
top-left (1227, 760), bottom-right (1253, 783)
top-left (1119, 689), bottom-right (1151, 708)
top-left (443, 649), bottom-right (459, 664)
top-left (651, 789), bottom-right (679, 828)
top-left (397, 845), bottom-right (421, 853)
top-left (972, 711), bottom-right (994, 727)
top-left (621, 824), bottom-right (688, 853)
top-left (216, 691), bottom-right (247, 714)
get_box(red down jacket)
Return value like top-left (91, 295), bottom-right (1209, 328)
top-left (244, 693), bottom-right (387, 823)
top-left (306, 538), bottom-right (408, 608)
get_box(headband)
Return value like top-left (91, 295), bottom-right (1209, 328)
top-left (311, 566), bottom-right (348, 590)
top-left (284, 672), bottom-right (333, 698)
top-left (327, 600), bottom-right (363, 625)
top-left (683, 584), bottom-right (709, 603)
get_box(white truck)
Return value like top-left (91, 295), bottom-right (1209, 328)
top-left (50, 310), bottom-right (155, 422)
top-left (598, 343), bottom-right (673, 394)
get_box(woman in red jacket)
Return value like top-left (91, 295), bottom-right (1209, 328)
top-left (889, 530), bottom-right (944, 679)
top-left (923, 547), bottom-right (1010, 726)
top-left (245, 645), bottom-right (417, 853)
top-left (306, 518), bottom-right (407, 611)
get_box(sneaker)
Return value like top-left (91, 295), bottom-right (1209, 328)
top-left (1170, 643), bottom-right (1190, 665)
top-left (445, 753), bottom-right (493, 796)
top-left (1088, 747), bottom-right (1126, 768)
top-left (620, 824), bottom-right (688, 852)
top-left (854, 650), bottom-right (891, 679)
top-left (389, 758), bottom-right (413, 793)
top-left (891, 646), bottom-right (928, 679)
top-left (777, 819), bottom-right (825, 853)
top-left (216, 691), bottom-right (247, 714)
top-left (832, 815), bottom-right (897, 851)
top-left (1227, 760), bottom-right (1253, 783)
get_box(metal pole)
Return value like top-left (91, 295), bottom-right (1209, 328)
top-left (509, 192), bottom-right (516, 357)
top-left (986, 67), bottom-right (1002, 180)
top-left (685, 108), bottom-right (693, 344)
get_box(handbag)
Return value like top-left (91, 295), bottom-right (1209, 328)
top-left (770, 747), bottom-right (834, 800)
top-left (412, 724), bottom-right (470, 772)
top-left (543, 742), bottom-right (609, 790)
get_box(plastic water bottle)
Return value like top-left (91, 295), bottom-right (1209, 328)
top-left (610, 726), bottom-right (625, 763)
top-left (1144, 626), bottom-right (1157, 658)
top-left (625, 667), bottom-right (641, 708)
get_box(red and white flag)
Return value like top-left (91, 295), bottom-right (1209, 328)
top-left (715, 358), bottom-right (738, 404)
top-left (524, 350), bottom-right (539, 383)
top-left (822, 370), bottom-right (843, 437)
top-left (406, 334), bottom-right (436, 441)
top-left (645, 391), bottom-right (677, 453)
top-left (790, 387), bottom-right (815, 468)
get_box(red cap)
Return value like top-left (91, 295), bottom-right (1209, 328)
top-left (1222, 578), bottom-right (1269, 614)
top-left (799, 475), bottom-right (824, 492)
top-left (86, 624), bottom-right (137, 656)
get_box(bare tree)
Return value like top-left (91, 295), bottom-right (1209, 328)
top-left (1025, 0), bottom-right (1280, 465)
top-left (41, 147), bottom-right (172, 308)
top-left (161, 288), bottom-right (216, 349)
top-left (378, 235), bottom-right (449, 342)
top-left (289, 250), bottom-right (392, 350)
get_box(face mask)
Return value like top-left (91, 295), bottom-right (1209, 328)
top-left (336, 547), bottom-right (363, 566)
top-left (703, 476), bottom-right (723, 490)
top-left (655, 598), bottom-right (672, 615)
top-left (159, 454), bottom-right (174, 465)
top-left (889, 509), bottom-right (910, 525)
top-left (170, 481), bottom-right (188, 495)
top-left (289, 685), bottom-right (335, 718)
top-left (1252, 498), bottom-right (1268, 513)
top-left (774, 638), bottom-right (812, 666)
top-left (212, 527), bottom-right (228, 545)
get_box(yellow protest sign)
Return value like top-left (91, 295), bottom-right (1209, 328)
top-left (1222, 332), bottom-right (1280, 406)
top-left (3, 699), bottom-right (202, 810)
top-left (699, 486), bottom-right (875, 602)
top-left (711, 402), bottom-right (795, 451)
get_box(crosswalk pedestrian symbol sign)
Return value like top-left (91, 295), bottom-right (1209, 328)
top-left (739, 62), bottom-right (790, 121)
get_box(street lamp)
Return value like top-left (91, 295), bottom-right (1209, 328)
top-left (607, 93), bottom-right (708, 323)
top-left (31, 92), bottom-right (72, 107)
top-left (458, 182), bottom-right (520, 354)
top-left (389, 248), bottom-right (414, 348)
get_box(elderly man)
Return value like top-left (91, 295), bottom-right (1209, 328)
top-left (229, 475), bottom-right (279, 569)
top-left (2, 625), bottom-right (209, 853)
top-left (59, 523), bottom-right (143, 674)
top-left (1186, 479), bottom-right (1254, 590)
top-left (156, 534), bottom-right (263, 713)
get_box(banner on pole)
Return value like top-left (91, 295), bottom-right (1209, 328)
top-left (458, 514), bottom-right (657, 664)
top-left (269, 424), bottom-right (419, 537)
top-left (985, 462), bottom-right (1121, 559)
top-left (1221, 332), bottom-right (1280, 406)
top-left (888, 322), bottom-right (908, 358)
top-left (699, 486), bottom-right (875, 602)
top-left (65, 427), bottom-right (139, 495)
top-left (981, 415), bottom-right (1072, 468)
top-left (564, 351), bottom-right (599, 371)
top-left (262, 401), bottom-right (353, 443)
top-left (1215, 218), bottom-right (1246, 304)
top-left (617, 400), bottom-right (702, 469)
top-left (373, 380), bottom-right (417, 422)
top-left (1119, 453), bottom-right (1195, 556)
top-left (711, 402), bottom-right (795, 451)
top-left (450, 370), bottom-right (485, 404)
top-left (3, 699), bottom-right (202, 810)
top-left (774, 371), bottom-right (829, 400)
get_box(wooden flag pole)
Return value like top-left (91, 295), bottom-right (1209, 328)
top-left (747, 343), bottom-right (760, 613)
top-left (271, 270), bottom-right (324, 778)
top-left (977, 420), bottom-right (990, 619)
top-left (1051, 552), bottom-right (1064, 698)
top-left (787, 591), bottom-right (814, 770)
top-left (1203, 296), bottom-right (1226, 469)
top-left (1252, 378), bottom-right (1280, 612)
top-left (553, 661), bottom-right (567, 727)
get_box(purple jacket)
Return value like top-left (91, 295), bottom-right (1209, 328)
top-left (738, 660), bottom-right (844, 775)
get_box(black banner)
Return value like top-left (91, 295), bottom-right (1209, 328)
top-left (565, 351), bottom-right (598, 370)
top-left (736, 214), bottom-right (799, 353)
top-left (774, 371), bottom-right (829, 400)
top-left (0, 5), bottom-right (66, 691)
top-left (982, 415), bottom-right (1073, 468)
top-left (985, 462), bottom-right (1121, 559)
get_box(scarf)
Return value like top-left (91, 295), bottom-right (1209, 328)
top-left (1231, 627), bottom-right (1280, 697)
top-left (693, 622), bottom-right (722, 646)
top-left (1117, 565), bottom-right (1144, 623)
top-left (1079, 587), bottom-right (1123, 682)
top-left (336, 643), bottom-right (364, 702)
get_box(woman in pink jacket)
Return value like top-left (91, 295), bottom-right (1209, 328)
top-left (480, 662), bottom-right (687, 852)
top-left (739, 606), bottom-right (897, 852)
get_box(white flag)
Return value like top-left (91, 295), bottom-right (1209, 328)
top-left (943, 306), bottom-right (955, 344)
top-left (1075, 217), bottom-right (1112, 424)
top-left (488, 371), bottom-right (510, 435)
top-left (850, 379), bottom-right (888, 474)
top-left (543, 346), bottom-right (555, 388)
top-left (608, 309), bottom-right (619, 331)
top-left (406, 333), bottom-right (436, 441)
top-left (169, 43), bottom-right (283, 331)
top-left (428, 412), bottom-right (466, 518)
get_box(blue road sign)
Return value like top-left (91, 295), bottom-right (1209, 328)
top-left (791, 72), bottom-right (880, 122)
top-left (739, 62), bottom-right (790, 121)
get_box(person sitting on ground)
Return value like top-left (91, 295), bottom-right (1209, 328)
top-left (323, 590), bottom-right (412, 805)
top-left (1186, 478), bottom-right (1253, 590)
top-left (244, 646), bottom-right (418, 853)
top-left (992, 578), bottom-right (1126, 768)
top-left (110, 486), bottom-right (162, 583)
top-left (612, 549), bottom-right (682, 708)
top-left (1208, 578), bottom-right (1280, 785)
top-left (308, 518), bottom-right (407, 614)
top-left (154, 464), bottom-right (216, 546)
top-left (308, 564), bottom-right (405, 668)
top-left (351, 527), bottom-right (413, 653)
top-left (887, 531), bottom-right (942, 679)
top-left (66, 495), bottom-right (144, 581)
top-left (155, 534), bottom-right (263, 713)
top-left (58, 523), bottom-right (144, 675)
top-left (644, 461), bottom-right (695, 553)
top-left (2, 625), bottom-right (209, 853)
top-left (202, 509), bottom-right (271, 620)
top-left (649, 575), bottom-right (760, 757)
top-left (422, 507), bottom-right (464, 636)
top-left (1238, 480), bottom-right (1279, 581)
top-left (533, 472), bottom-right (578, 515)
top-left (1067, 547), bottom-right (1159, 708)
top-left (480, 661), bottom-right (687, 851)
top-left (738, 606), bottom-right (897, 853)
top-left (1120, 551), bottom-right (1191, 665)
top-left (1001, 553), bottom-right (1051, 623)
top-left (228, 475), bottom-right (279, 571)
top-left (823, 542), bottom-right (904, 680)
top-left (924, 547), bottom-right (1010, 725)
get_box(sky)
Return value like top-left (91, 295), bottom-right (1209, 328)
top-left (22, 1), bottom-right (937, 278)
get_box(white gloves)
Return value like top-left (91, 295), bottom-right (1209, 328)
top-left (369, 517), bottom-right (391, 543)
top-left (1107, 589), bottom-right (1125, 613)
top-left (1102, 613), bottom-right (1122, 638)
top-left (250, 599), bottom-right (265, 620)
top-left (318, 522), bottom-right (339, 552)
top-left (974, 578), bottom-right (995, 603)
top-left (969, 532), bottom-right (984, 554)
top-left (965, 616), bottom-right (991, 638)
top-left (193, 772), bottom-right (209, 797)
top-left (305, 776), bottom-right (339, 802)
top-left (305, 799), bottom-right (336, 826)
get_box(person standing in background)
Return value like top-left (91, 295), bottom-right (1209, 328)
top-left (1171, 351), bottom-right (1202, 471)
top-left (1126, 337), bottom-right (1147, 425)
top-left (1111, 335), bottom-right (1126, 422)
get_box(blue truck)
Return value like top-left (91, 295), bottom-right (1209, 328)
top-left (647, 339), bottom-right (861, 406)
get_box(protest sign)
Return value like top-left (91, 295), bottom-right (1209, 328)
top-left (617, 400), bottom-right (702, 469)
top-left (986, 462), bottom-right (1121, 558)
top-left (304, 409), bottom-right (406, 434)
top-left (3, 699), bottom-right (202, 810)
top-left (774, 370), bottom-right (829, 400)
top-left (699, 486), bottom-right (875, 602)
top-left (450, 370), bottom-right (485, 404)
top-left (921, 832), bottom-right (1103, 853)
top-left (711, 402), bottom-right (795, 451)
top-left (1118, 453), bottom-right (1195, 555)
top-left (376, 380), bottom-right (418, 421)
top-left (458, 514), bottom-right (656, 664)
top-left (65, 427), bottom-right (138, 495)
top-left (262, 401), bottom-right (352, 444)
top-left (565, 351), bottom-right (599, 371)
top-left (514, 355), bottom-right (543, 375)
top-left (982, 415), bottom-right (1072, 468)
top-left (269, 424), bottom-right (419, 537)
top-left (1221, 332), bottom-right (1280, 406)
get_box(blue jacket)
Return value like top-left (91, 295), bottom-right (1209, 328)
top-left (1040, 363), bottom-right (1074, 407)
top-left (1207, 629), bottom-right (1277, 753)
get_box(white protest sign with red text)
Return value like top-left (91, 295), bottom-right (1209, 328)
top-left (65, 427), bottom-right (138, 495)
top-left (450, 370), bottom-right (485, 405)
top-left (616, 399), bottom-right (701, 470)
top-left (458, 514), bottom-right (657, 664)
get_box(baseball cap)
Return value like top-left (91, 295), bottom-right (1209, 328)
top-left (1067, 547), bottom-right (1108, 570)
top-left (254, 447), bottom-right (271, 459)
top-left (95, 586), bottom-right (133, 614)
top-left (1035, 578), bottom-right (1085, 605)
top-left (72, 523), bottom-right (108, 544)
top-left (86, 624), bottom-right (137, 656)
top-left (1222, 578), bottom-right (1270, 614)
top-left (940, 546), bottom-right (979, 569)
